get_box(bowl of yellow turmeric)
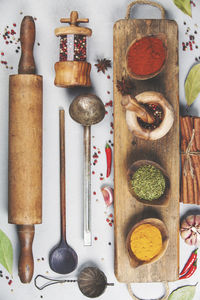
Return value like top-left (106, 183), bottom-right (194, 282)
top-left (126, 218), bottom-right (169, 268)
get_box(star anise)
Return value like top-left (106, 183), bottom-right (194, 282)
top-left (94, 58), bottom-right (112, 73)
top-left (116, 77), bottom-right (134, 96)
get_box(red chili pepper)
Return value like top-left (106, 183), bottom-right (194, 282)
top-left (179, 260), bottom-right (197, 279)
top-left (179, 248), bottom-right (198, 276)
top-left (105, 143), bottom-right (112, 178)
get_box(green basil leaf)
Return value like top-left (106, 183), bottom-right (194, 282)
top-left (168, 285), bottom-right (196, 300)
top-left (185, 63), bottom-right (200, 106)
top-left (0, 229), bottom-right (13, 275)
top-left (173, 0), bottom-right (192, 17)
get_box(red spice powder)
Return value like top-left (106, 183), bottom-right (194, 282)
top-left (127, 36), bottom-right (166, 76)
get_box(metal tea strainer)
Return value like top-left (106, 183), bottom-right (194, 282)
top-left (34, 267), bottom-right (114, 298)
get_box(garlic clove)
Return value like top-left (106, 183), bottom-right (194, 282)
top-left (101, 186), bottom-right (114, 207)
top-left (180, 229), bottom-right (192, 241)
top-left (181, 219), bottom-right (191, 230)
top-left (195, 215), bottom-right (200, 226)
top-left (185, 232), bottom-right (197, 246)
top-left (186, 215), bottom-right (195, 226)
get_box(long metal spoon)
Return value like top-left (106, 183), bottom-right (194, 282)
top-left (69, 94), bottom-right (105, 246)
top-left (49, 109), bottom-right (78, 274)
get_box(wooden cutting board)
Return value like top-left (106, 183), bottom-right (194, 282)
top-left (113, 2), bottom-right (179, 283)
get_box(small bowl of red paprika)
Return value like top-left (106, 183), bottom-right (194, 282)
top-left (126, 34), bottom-right (167, 80)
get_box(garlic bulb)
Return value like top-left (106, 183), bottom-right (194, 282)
top-left (180, 215), bottom-right (200, 245)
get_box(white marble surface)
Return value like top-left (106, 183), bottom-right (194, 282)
top-left (0, 0), bottom-right (200, 299)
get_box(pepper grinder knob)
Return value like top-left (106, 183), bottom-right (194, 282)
top-left (60, 11), bottom-right (89, 25)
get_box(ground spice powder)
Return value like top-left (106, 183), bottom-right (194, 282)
top-left (130, 224), bottom-right (162, 261)
top-left (127, 36), bottom-right (166, 76)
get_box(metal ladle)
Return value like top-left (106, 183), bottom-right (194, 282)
top-left (49, 110), bottom-right (78, 274)
top-left (69, 94), bottom-right (105, 246)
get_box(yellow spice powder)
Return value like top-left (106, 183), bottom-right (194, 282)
top-left (130, 224), bottom-right (162, 261)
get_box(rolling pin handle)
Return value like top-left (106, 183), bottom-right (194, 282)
top-left (18, 225), bottom-right (35, 283)
top-left (18, 16), bottom-right (36, 74)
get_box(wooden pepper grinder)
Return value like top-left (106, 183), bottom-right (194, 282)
top-left (54, 11), bottom-right (92, 87)
top-left (8, 16), bottom-right (43, 283)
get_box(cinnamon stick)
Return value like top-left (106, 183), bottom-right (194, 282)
top-left (181, 154), bottom-right (188, 203)
top-left (184, 117), bottom-right (195, 204)
top-left (181, 117), bottom-right (194, 204)
top-left (194, 118), bottom-right (200, 151)
top-left (193, 175), bottom-right (198, 205)
top-left (193, 117), bottom-right (200, 204)
top-left (189, 118), bottom-right (199, 205)
top-left (191, 154), bottom-right (200, 204)
top-left (180, 117), bottom-right (188, 203)
top-left (180, 116), bottom-right (200, 205)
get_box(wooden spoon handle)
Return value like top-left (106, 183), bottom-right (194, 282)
top-left (18, 16), bottom-right (36, 74)
top-left (18, 225), bottom-right (35, 283)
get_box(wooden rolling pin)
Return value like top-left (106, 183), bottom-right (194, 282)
top-left (8, 16), bottom-right (43, 283)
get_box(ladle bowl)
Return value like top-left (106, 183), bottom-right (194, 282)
top-left (69, 93), bottom-right (105, 126)
top-left (69, 94), bottom-right (105, 246)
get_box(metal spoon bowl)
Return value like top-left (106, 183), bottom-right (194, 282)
top-left (69, 94), bottom-right (105, 246)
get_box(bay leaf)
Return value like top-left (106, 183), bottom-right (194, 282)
top-left (168, 285), bottom-right (196, 300)
top-left (0, 229), bottom-right (13, 275)
top-left (173, 0), bottom-right (192, 17)
top-left (185, 64), bottom-right (200, 106)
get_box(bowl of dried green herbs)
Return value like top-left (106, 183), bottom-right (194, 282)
top-left (127, 160), bottom-right (170, 206)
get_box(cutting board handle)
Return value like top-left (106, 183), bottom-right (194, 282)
top-left (127, 282), bottom-right (169, 300)
top-left (125, 0), bottom-right (165, 20)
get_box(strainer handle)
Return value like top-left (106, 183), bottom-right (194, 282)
top-left (34, 274), bottom-right (76, 290)
top-left (107, 283), bottom-right (115, 286)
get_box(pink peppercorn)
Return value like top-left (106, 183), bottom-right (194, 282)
top-left (8, 280), bottom-right (12, 285)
